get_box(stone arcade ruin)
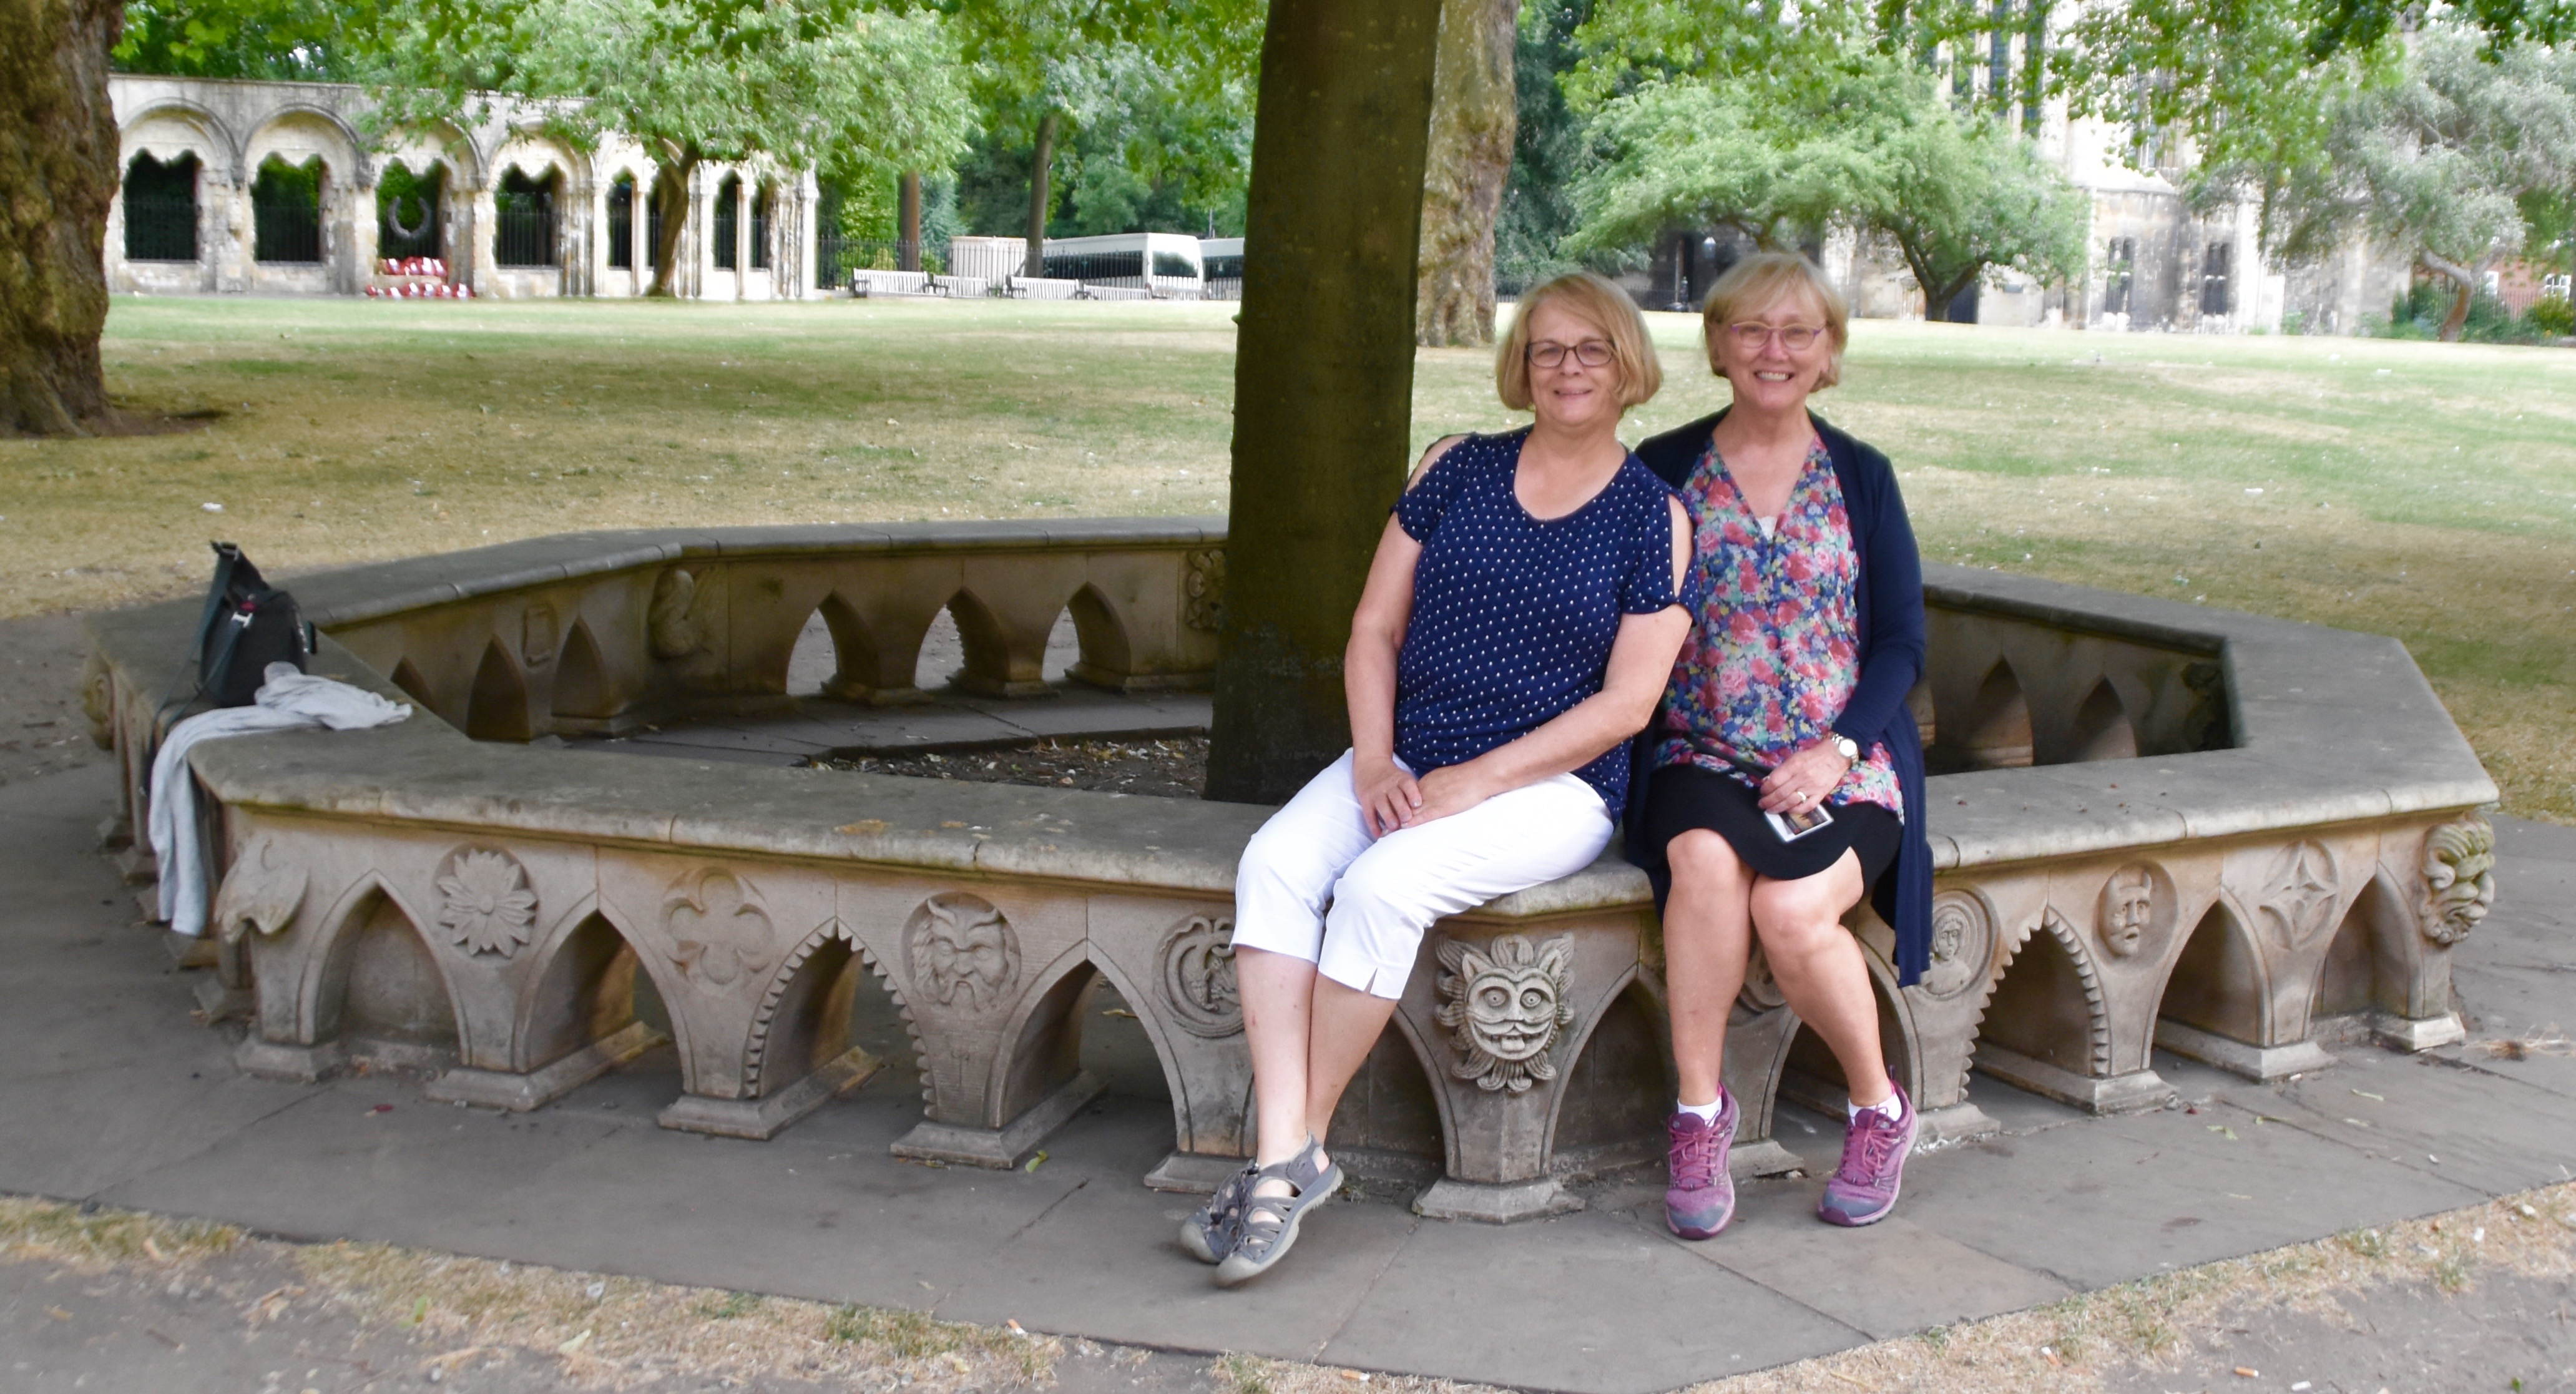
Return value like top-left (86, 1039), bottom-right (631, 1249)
top-left (86, 522), bottom-right (2499, 1221)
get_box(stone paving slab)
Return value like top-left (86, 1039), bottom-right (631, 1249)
top-left (4, 761), bottom-right (2572, 1393)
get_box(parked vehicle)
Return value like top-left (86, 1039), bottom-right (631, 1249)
top-left (1042, 233), bottom-right (1205, 298)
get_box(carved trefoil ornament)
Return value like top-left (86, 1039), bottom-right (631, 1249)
top-left (665, 869), bottom-right (776, 987)
top-left (2255, 842), bottom-right (2340, 950)
top-left (1922, 889), bottom-right (1995, 995)
top-left (2421, 815), bottom-right (2496, 946)
top-left (1436, 933), bottom-right (1575, 1094)
top-left (1182, 549), bottom-right (1225, 632)
top-left (211, 838), bottom-right (307, 941)
top-left (435, 847), bottom-right (537, 957)
top-left (1159, 914), bottom-right (1241, 1037)
top-left (906, 892), bottom-right (1021, 1013)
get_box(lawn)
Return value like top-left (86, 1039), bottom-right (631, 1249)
top-left (7, 295), bottom-right (2572, 822)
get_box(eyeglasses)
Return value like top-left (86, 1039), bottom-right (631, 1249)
top-left (1527, 339), bottom-right (1615, 369)
top-left (1726, 322), bottom-right (1826, 352)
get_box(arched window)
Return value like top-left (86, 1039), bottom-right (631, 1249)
top-left (749, 183), bottom-right (770, 270)
top-left (496, 168), bottom-right (559, 267)
top-left (607, 174), bottom-right (636, 270)
top-left (713, 174), bottom-right (742, 270)
top-left (123, 152), bottom-right (200, 262)
top-left (377, 160), bottom-right (443, 260)
top-left (252, 155), bottom-right (324, 263)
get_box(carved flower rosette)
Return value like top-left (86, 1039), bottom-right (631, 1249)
top-left (435, 847), bottom-right (537, 958)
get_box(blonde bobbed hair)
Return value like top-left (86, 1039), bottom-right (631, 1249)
top-left (1700, 252), bottom-right (1850, 390)
top-left (1496, 271), bottom-right (1663, 412)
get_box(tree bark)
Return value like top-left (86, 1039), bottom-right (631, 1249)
top-left (646, 154), bottom-right (698, 298)
top-left (1, 0), bottom-right (122, 437)
top-left (1414, 0), bottom-right (1519, 347)
top-left (1205, 0), bottom-right (1447, 804)
top-left (1024, 110), bottom-right (1057, 281)
top-left (898, 170), bottom-right (922, 272)
top-left (2420, 252), bottom-right (2477, 342)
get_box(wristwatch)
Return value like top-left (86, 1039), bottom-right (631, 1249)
top-left (1829, 734), bottom-right (1861, 763)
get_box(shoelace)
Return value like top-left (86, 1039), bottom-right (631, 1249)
top-left (1670, 1120), bottom-right (1723, 1189)
top-left (1836, 1107), bottom-right (1903, 1183)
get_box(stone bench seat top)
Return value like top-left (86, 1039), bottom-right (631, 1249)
top-left (91, 530), bottom-right (2495, 921)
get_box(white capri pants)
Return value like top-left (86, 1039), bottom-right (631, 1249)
top-left (1230, 750), bottom-right (1615, 999)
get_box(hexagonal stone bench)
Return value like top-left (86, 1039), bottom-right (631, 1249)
top-left (84, 520), bottom-right (2499, 1222)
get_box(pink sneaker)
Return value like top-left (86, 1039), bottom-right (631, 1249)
top-left (1664, 1090), bottom-right (1737, 1240)
top-left (1818, 1084), bottom-right (1916, 1227)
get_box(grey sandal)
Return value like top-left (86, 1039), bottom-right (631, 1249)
top-left (1213, 1137), bottom-right (1341, 1288)
top-left (1179, 1159), bottom-right (1260, 1264)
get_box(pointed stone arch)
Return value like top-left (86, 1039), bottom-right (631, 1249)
top-left (2313, 871), bottom-right (2414, 1024)
top-left (1972, 910), bottom-right (2117, 1106)
top-left (1957, 659), bottom-right (2034, 769)
top-left (388, 656), bottom-right (434, 709)
top-left (2066, 677), bottom-right (2138, 763)
top-left (2154, 896), bottom-right (2275, 1051)
top-left (305, 877), bottom-right (464, 1072)
top-left (466, 638), bottom-right (532, 742)
top-left (550, 620), bottom-right (615, 719)
top-left (1064, 582), bottom-right (1138, 690)
top-left (1543, 968), bottom-right (1675, 1176)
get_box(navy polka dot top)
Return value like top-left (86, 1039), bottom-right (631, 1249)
top-left (1393, 428), bottom-right (1690, 818)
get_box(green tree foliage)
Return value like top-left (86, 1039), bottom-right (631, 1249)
top-left (368, 0), bottom-right (974, 293)
top-left (1566, 60), bottom-right (2087, 317)
top-left (1494, 0), bottom-right (1592, 287)
top-left (941, 0), bottom-right (1261, 245)
top-left (2248, 28), bottom-right (2576, 340)
top-left (114, 0), bottom-right (379, 79)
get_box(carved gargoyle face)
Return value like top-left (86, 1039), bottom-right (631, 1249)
top-left (1436, 933), bottom-right (1576, 1094)
top-left (1467, 966), bottom-right (1562, 1063)
top-left (2101, 869), bottom-right (2155, 958)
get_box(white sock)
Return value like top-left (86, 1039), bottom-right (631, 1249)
top-left (1677, 1096), bottom-right (1723, 1123)
top-left (1847, 1092), bottom-right (1904, 1125)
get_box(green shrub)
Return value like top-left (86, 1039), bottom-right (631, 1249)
top-left (2528, 295), bottom-right (2575, 338)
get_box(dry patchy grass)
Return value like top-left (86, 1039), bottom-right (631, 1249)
top-left (9, 298), bottom-right (2572, 819)
top-left (1208, 1183), bottom-right (2576, 1394)
top-left (0, 1195), bottom-right (241, 1269)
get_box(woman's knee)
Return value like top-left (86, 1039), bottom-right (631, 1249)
top-left (1749, 880), bottom-right (1856, 957)
top-left (1666, 830), bottom-right (1752, 896)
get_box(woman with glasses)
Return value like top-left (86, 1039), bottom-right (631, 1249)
top-left (1184, 271), bottom-right (1693, 1286)
top-left (1626, 252), bottom-right (1932, 1240)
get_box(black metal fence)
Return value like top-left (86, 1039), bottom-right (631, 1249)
top-left (252, 162), bottom-right (323, 264)
top-left (749, 192), bottom-right (770, 270)
top-left (124, 195), bottom-right (197, 262)
top-left (496, 177), bottom-right (556, 268)
top-left (831, 238), bottom-right (934, 277)
top-left (713, 180), bottom-right (740, 269)
top-left (122, 154), bottom-right (198, 262)
top-left (607, 180), bottom-right (634, 270)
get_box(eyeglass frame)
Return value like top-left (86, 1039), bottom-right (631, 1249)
top-left (1723, 321), bottom-right (1828, 353)
top-left (1525, 338), bottom-right (1617, 370)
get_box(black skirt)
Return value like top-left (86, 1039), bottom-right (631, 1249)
top-left (1638, 761), bottom-right (1901, 887)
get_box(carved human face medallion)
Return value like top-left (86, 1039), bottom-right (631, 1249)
top-left (907, 892), bottom-right (1020, 1013)
top-left (2098, 867), bottom-right (2157, 958)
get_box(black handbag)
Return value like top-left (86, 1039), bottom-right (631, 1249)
top-left (176, 542), bottom-right (313, 710)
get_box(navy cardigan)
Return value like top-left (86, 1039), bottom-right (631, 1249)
top-left (1625, 408), bottom-right (1936, 987)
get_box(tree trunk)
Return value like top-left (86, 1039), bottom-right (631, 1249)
top-left (898, 170), bottom-right (922, 273)
top-left (1, 0), bottom-right (121, 438)
top-left (1024, 110), bottom-right (1057, 281)
top-left (1205, 0), bottom-right (1447, 804)
top-left (646, 157), bottom-right (697, 298)
top-left (2421, 252), bottom-right (2477, 343)
top-left (1414, 0), bottom-right (1519, 347)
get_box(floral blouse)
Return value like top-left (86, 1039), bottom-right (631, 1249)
top-left (1652, 436), bottom-right (1904, 818)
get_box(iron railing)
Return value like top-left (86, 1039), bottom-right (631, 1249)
top-left (123, 194), bottom-right (197, 262)
top-left (607, 183), bottom-right (634, 270)
top-left (832, 238), bottom-right (936, 277)
top-left (253, 194), bottom-right (321, 264)
top-left (495, 192), bottom-right (556, 268)
top-left (378, 189), bottom-right (441, 261)
top-left (713, 194), bottom-right (738, 269)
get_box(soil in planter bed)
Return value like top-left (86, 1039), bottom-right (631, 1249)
top-left (814, 736), bottom-right (1207, 798)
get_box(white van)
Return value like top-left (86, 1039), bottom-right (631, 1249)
top-left (1041, 232), bottom-right (1205, 299)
